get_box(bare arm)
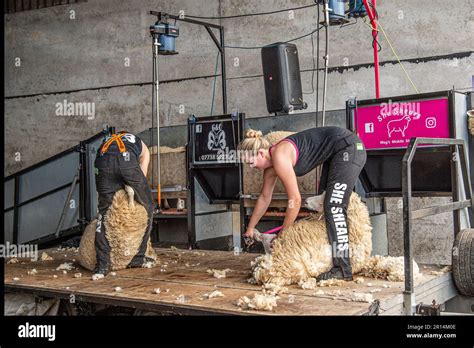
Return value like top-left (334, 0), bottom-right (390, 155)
top-left (244, 167), bottom-right (277, 237)
top-left (272, 146), bottom-right (301, 231)
top-left (139, 141), bottom-right (150, 176)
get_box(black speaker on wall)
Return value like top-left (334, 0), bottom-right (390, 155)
top-left (261, 42), bottom-right (307, 114)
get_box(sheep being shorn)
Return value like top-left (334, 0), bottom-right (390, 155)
top-left (250, 192), bottom-right (421, 286)
top-left (78, 185), bottom-right (157, 271)
top-left (251, 192), bottom-right (373, 286)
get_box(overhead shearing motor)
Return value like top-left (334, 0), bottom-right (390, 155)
top-left (150, 22), bottom-right (179, 55)
top-left (327, 0), bottom-right (347, 25)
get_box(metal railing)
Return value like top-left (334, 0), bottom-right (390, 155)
top-left (402, 137), bottom-right (473, 314)
top-left (3, 130), bottom-right (108, 246)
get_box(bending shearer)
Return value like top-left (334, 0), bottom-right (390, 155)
top-left (238, 127), bottom-right (367, 281)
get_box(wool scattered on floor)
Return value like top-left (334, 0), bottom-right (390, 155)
top-left (207, 269), bottom-right (231, 279)
top-left (7, 258), bottom-right (19, 264)
top-left (91, 274), bottom-right (104, 281)
top-left (350, 292), bottom-right (374, 303)
top-left (205, 290), bottom-right (225, 299)
top-left (236, 293), bottom-right (279, 311)
top-left (317, 279), bottom-right (347, 287)
top-left (360, 255), bottom-right (420, 282)
top-left (56, 262), bottom-right (74, 271)
top-left (41, 252), bottom-right (54, 261)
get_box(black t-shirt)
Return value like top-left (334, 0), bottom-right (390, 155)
top-left (97, 133), bottom-right (143, 159)
top-left (271, 126), bottom-right (353, 177)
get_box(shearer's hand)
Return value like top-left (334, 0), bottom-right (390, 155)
top-left (244, 228), bottom-right (254, 239)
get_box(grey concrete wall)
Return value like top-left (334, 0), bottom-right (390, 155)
top-left (5, 0), bottom-right (224, 174)
top-left (386, 197), bottom-right (454, 265)
top-left (6, 0), bottom-right (473, 175)
top-left (4, 0), bottom-right (474, 263)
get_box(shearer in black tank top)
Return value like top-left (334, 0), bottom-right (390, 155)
top-left (238, 126), bottom-right (367, 281)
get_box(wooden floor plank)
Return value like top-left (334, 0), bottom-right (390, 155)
top-left (4, 247), bottom-right (452, 315)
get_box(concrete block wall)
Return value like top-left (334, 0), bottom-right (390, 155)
top-left (5, 0), bottom-right (474, 263)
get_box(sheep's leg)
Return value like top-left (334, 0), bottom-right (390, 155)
top-left (304, 192), bottom-right (326, 212)
top-left (124, 185), bottom-right (135, 208)
top-left (253, 230), bottom-right (276, 254)
top-left (120, 166), bottom-right (155, 266)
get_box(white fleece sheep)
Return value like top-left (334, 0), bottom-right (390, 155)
top-left (78, 185), bottom-right (157, 271)
top-left (250, 191), bottom-right (420, 286)
top-left (251, 192), bottom-right (373, 286)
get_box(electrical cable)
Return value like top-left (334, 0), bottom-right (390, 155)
top-left (367, 1), bottom-right (382, 52)
top-left (316, 0), bottom-right (320, 128)
top-left (321, 0), bottom-right (329, 127)
top-left (224, 26), bottom-right (323, 50)
top-left (377, 22), bottom-right (420, 93)
top-left (302, 30), bottom-right (317, 95)
top-left (302, 2), bottom-right (322, 97)
top-left (362, 11), bottom-right (419, 93)
top-left (185, 3), bottom-right (318, 20)
top-left (210, 51), bottom-right (220, 115)
top-left (315, 0), bottom-right (321, 127)
top-left (315, 1), bottom-right (321, 194)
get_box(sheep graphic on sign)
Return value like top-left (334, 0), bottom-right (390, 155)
top-left (387, 115), bottom-right (412, 138)
top-left (355, 98), bottom-right (449, 150)
top-left (207, 123), bottom-right (226, 150)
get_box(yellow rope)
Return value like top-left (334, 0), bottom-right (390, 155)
top-left (363, 16), bottom-right (420, 94)
top-left (363, 16), bottom-right (379, 31)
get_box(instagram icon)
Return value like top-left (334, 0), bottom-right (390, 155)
top-left (426, 117), bottom-right (437, 128)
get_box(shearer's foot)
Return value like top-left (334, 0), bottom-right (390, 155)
top-left (127, 256), bottom-right (156, 269)
top-left (92, 266), bottom-right (109, 280)
top-left (316, 267), bottom-right (353, 282)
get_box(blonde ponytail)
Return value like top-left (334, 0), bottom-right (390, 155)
top-left (237, 129), bottom-right (271, 152)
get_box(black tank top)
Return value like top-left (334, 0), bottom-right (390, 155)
top-left (269, 127), bottom-right (353, 177)
top-left (97, 133), bottom-right (143, 159)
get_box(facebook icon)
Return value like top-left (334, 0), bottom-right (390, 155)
top-left (365, 122), bottom-right (374, 133)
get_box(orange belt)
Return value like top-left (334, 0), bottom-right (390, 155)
top-left (100, 133), bottom-right (127, 155)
